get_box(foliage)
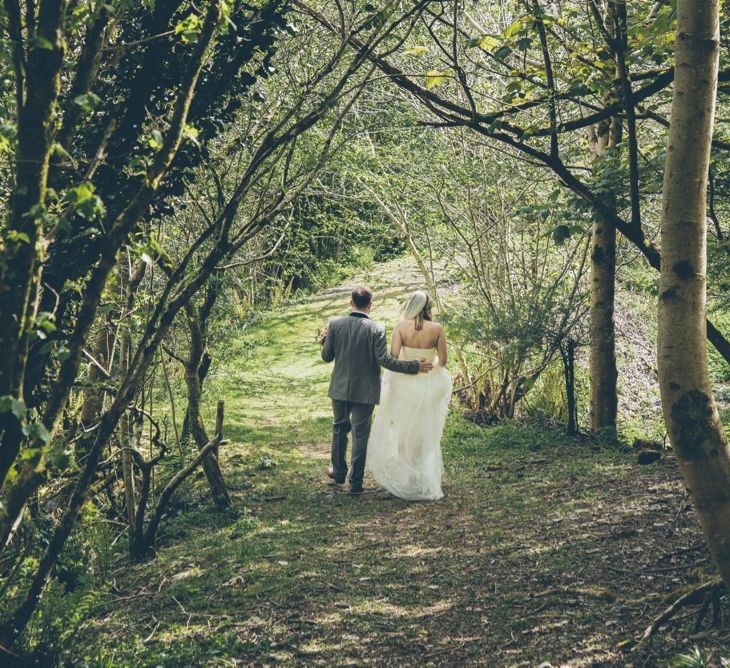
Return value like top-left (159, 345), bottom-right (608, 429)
top-left (1, 0), bottom-right (729, 660)
top-left (51, 270), bottom-right (728, 666)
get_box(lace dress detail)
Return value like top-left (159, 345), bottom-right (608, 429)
top-left (366, 347), bottom-right (452, 500)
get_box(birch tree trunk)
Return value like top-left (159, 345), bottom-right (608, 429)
top-left (589, 116), bottom-right (619, 434)
top-left (658, 0), bottom-right (730, 590)
top-left (588, 0), bottom-right (622, 434)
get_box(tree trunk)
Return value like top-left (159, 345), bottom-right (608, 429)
top-left (562, 339), bottom-right (577, 436)
top-left (180, 351), bottom-right (211, 446)
top-left (589, 209), bottom-right (617, 433)
top-left (589, 199), bottom-right (618, 431)
top-left (117, 256), bottom-right (145, 547)
top-left (119, 415), bottom-right (138, 549)
top-left (588, 1), bottom-right (620, 434)
top-left (0, 0), bottom-right (66, 489)
top-left (78, 326), bottom-right (111, 430)
top-left (183, 301), bottom-right (230, 508)
top-left (658, 0), bottom-right (730, 590)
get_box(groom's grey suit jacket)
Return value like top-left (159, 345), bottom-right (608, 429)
top-left (321, 312), bottom-right (419, 405)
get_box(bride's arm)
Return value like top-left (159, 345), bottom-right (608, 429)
top-left (390, 323), bottom-right (403, 358)
top-left (436, 324), bottom-right (448, 367)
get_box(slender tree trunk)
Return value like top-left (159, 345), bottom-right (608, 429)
top-left (588, 179), bottom-right (618, 432)
top-left (78, 326), bottom-right (111, 430)
top-left (562, 339), bottom-right (577, 436)
top-left (588, 0), bottom-right (619, 433)
top-left (183, 302), bottom-right (230, 508)
top-left (180, 351), bottom-right (211, 446)
top-left (658, 0), bottom-right (730, 590)
top-left (118, 326), bottom-right (137, 548)
top-left (120, 417), bottom-right (138, 547)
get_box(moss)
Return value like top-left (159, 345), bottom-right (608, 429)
top-left (670, 389), bottom-right (715, 461)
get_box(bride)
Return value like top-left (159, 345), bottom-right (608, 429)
top-left (367, 290), bottom-right (452, 500)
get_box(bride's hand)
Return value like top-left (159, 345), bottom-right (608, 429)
top-left (418, 359), bottom-right (433, 373)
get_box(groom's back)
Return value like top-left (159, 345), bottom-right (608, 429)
top-left (322, 315), bottom-right (382, 404)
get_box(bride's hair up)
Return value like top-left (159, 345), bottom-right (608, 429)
top-left (401, 290), bottom-right (432, 331)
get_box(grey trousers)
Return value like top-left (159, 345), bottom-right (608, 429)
top-left (331, 400), bottom-right (375, 490)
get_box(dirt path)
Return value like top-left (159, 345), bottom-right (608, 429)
top-left (77, 261), bottom-right (728, 667)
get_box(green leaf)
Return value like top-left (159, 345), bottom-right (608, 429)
top-left (35, 311), bottom-right (57, 341)
top-left (64, 183), bottom-right (105, 221)
top-left (23, 421), bottom-right (52, 445)
top-left (183, 124), bottom-right (200, 147)
top-left (6, 230), bottom-right (31, 244)
top-left (0, 122), bottom-right (16, 154)
top-left (425, 69), bottom-right (449, 90)
top-left (20, 446), bottom-right (43, 461)
top-left (65, 182), bottom-right (95, 205)
top-left (478, 35), bottom-right (499, 51)
top-left (503, 18), bottom-right (525, 39)
top-left (147, 129), bottom-right (164, 151)
top-left (48, 439), bottom-right (73, 471)
top-left (493, 45), bottom-right (512, 61)
top-left (174, 13), bottom-right (203, 43)
top-left (73, 92), bottom-right (102, 113)
top-left (0, 395), bottom-right (27, 421)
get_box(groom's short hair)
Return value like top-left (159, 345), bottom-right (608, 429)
top-left (351, 286), bottom-right (373, 308)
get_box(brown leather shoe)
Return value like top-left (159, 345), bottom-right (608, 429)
top-left (327, 468), bottom-right (345, 484)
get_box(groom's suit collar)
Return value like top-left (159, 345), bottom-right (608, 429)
top-left (349, 311), bottom-right (370, 319)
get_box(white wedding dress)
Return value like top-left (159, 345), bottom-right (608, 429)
top-left (367, 346), bottom-right (452, 500)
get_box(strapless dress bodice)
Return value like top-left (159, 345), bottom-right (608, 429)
top-left (400, 346), bottom-right (437, 362)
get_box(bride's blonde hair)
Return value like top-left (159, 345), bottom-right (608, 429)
top-left (401, 290), bottom-right (433, 331)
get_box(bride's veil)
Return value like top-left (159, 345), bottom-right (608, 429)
top-left (401, 291), bottom-right (428, 320)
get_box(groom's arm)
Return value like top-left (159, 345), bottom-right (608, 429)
top-left (321, 323), bottom-right (335, 363)
top-left (374, 327), bottom-right (419, 374)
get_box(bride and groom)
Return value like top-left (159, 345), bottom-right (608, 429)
top-left (319, 286), bottom-right (452, 499)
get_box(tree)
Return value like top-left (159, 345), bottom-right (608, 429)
top-left (298, 0), bottom-right (730, 372)
top-left (0, 0), bottom-right (434, 647)
top-left (658, 0), bottom-right (730, 591)
top-left (586, 0), bottom-right (622, 433)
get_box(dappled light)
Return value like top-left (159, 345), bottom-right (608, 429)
top-left (1, 0), bottom-right (729, 665)
top-left (31, 272), bottom-right (721, 665)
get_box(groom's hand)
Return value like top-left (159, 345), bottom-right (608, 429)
top-left (418, 358), bottom-right (433, 373)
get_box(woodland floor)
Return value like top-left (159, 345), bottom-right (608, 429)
top-left (72, 259), bottom-right (729, 667)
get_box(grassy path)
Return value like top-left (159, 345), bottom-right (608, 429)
top-left (77, 260), bottom-right (726, 667)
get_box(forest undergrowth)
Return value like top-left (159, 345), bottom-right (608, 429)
top-left (68, 260), bottom-right (729, 667)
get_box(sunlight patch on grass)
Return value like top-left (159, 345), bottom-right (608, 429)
top-left (391, 545), bottom-right (445, 559)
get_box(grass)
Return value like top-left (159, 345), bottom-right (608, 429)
top-left (68, 258), bottom-right (728, 667)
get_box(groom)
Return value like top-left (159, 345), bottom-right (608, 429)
top-left (319, 286), bottom-right (432, 495)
